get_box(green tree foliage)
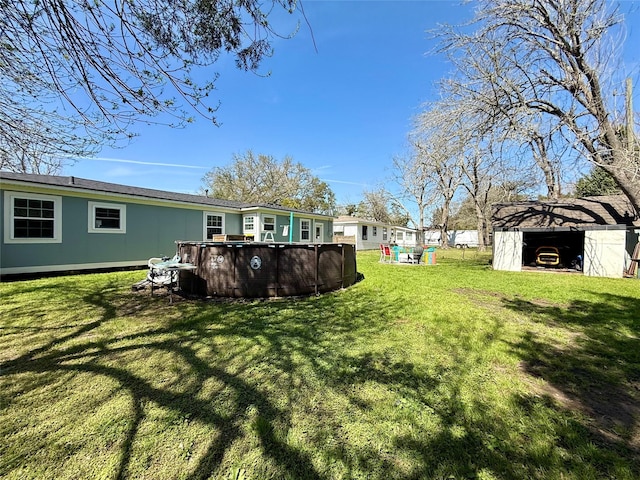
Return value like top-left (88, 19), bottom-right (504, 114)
top-left (202, 151), bottom-right (336, 214)
top-left (575, 166), bottom-right (622, 197)
top-left (446, 200), bottom-right (478, 231)
top-left (2, 0), bottom-right (300, 172)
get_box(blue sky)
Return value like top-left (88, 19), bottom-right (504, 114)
top-left (62, 0), bottom-right (640, 207)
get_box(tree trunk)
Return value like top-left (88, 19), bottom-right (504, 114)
top-left (439, 201), bottom-right (450, 249)
top-left (531, 135), bottom-right (561, 200)
top-left (600, 148), bottom-right (640, 217)
top-left (474, 202), bottom-right (487, 252)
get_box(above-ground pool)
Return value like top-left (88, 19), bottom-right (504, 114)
top-left (176, 241), bottom-right (357, 298)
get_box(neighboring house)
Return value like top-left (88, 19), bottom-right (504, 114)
top-left (0, 172), bottom-right (334, 275)
top-left (492, 195), bottom-right (640, 278)
top-left (333, 216), bottom-right (419, 250)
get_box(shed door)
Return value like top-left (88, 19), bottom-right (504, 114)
top-left (584, 229), bottom-right (626, 278)
top-left (492, 231), bottom-right (523, 271)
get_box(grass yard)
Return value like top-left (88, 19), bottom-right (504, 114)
top-left (1, 249), bottom-right (639, 480)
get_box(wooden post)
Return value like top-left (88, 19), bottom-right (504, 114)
top-left (314, 244), bottom-right (319, 296)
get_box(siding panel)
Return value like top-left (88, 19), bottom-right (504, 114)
top-left (492, 231), bottom-right (523, 271)
top-left (584, 229), bottom-right (626, 278)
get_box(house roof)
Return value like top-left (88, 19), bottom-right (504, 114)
top-left (0, 171), bottom-right (334, 217)
top-left (492, 195), bottom-right (640, 230)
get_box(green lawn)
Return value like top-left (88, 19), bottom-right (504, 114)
top-left (1, 250), bottom-right (639, 480)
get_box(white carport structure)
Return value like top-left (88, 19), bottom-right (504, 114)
top-left (492, 196), bottom-right (640, 279)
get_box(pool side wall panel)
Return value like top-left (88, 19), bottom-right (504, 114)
top-left (177, 242), bottom-right (357, 298)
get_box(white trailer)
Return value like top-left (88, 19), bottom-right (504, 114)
top-left (448, 230), bottom-right (479, 248)
top-left (422, 230), bottom-right (479, 248)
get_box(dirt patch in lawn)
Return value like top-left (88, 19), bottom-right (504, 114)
top-left (452, 287), bottom-right (570, 313)
top-left (519, 360), bottom-right (640, 452)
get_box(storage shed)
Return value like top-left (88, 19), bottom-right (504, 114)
top-left (492, 195), bottom-right (640, 278)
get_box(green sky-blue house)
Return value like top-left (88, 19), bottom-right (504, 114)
top-left (0, 172), bottom-right (334, 275)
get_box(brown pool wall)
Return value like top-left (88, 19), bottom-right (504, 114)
top-left (176, 242), bottom-right (357, 298)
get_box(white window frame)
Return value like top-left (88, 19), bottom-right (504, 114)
top-left (382, 227), bottom-right (388, 241)
top-left (243, 215), bottom-right (255, 234)
top-left (3, 191), bottom-right (62, 244)
top-left (300, 219), bottom-right (311, 242)
top-left (396, 231), bottom-right (404, 241)
top-left (262, 215), bottom-right (276, 232)
top-left (88, 201), bottom-right (126, 234)
top-left (203, 212), bottom-right (225, 239)
top-left (315, 222), bottom-right (324, 242)
top-left (372, 226), bottom-right (377, 237)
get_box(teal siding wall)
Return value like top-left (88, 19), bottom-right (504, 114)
top-left (224, 213), bottom-right (242, 237)
top-left (1, 186), bottom-right (332, 273)
top-left (1, 190), bottom-right (240, 271)
top-left (274, 213), bottom-right (294, 242)
top-left (269, 214), bottom-right (333, 242)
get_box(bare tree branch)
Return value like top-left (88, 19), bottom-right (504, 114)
top-left (1, 0), bottom-right (302, 173)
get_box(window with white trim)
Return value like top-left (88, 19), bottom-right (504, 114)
top-left (372, 226), bottom-right (377, 237)
top-left (382, 227), bottom-right (388, 241)
top-left (406, 231), bottom-right (413, 241)
top-left (4, 191), bottom-right (62, 243)
top-left (396, 231), bottom-right (404, 241)
top-left (262, 215), bottom-right (275, 231)
top-left (204, 212), bottom-right (224, 239)
top-left (88, 201), bottom-right (126, 233)
top-left (243, 215), bottom-right (255, 233)
top-left (300, 219), bottom-right (310, 241)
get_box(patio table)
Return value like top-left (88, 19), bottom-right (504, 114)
top-left (150, 261), bottom-right (197, 303)
top-left (391, 246), bottom-right (414, 263)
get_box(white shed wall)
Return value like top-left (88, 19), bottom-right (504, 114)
top-left (584, 229), bottom-right (626, 278)
top-left (492, 231), bottom-right (523, 271)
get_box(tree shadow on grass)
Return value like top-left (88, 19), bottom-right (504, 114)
top-left (0, 282), bottom-right (394, 479)
top-left (321, 338), bottom-right (640, 479)
top-left (2, 277), bottom-right (640, 479)
top-left (502, 292), bottom-right (640, 454)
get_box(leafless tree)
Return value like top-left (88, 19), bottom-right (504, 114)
top-left (0, 107), bottom-right (102, 174)
top-left (437, 0), bottom-right (640, 215)
top-left (410, 102), bottom-right (466, 248)
top-left (513, 115), bottom-right (572, 200)
top-left (458, 143), bottom-right (495, 250)
top-left (390, 152), bottom-right (437, 243)
top-left (356, 188), bottom-right (393, 223)
top-left (353, 187), bottom-right (410, 226)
